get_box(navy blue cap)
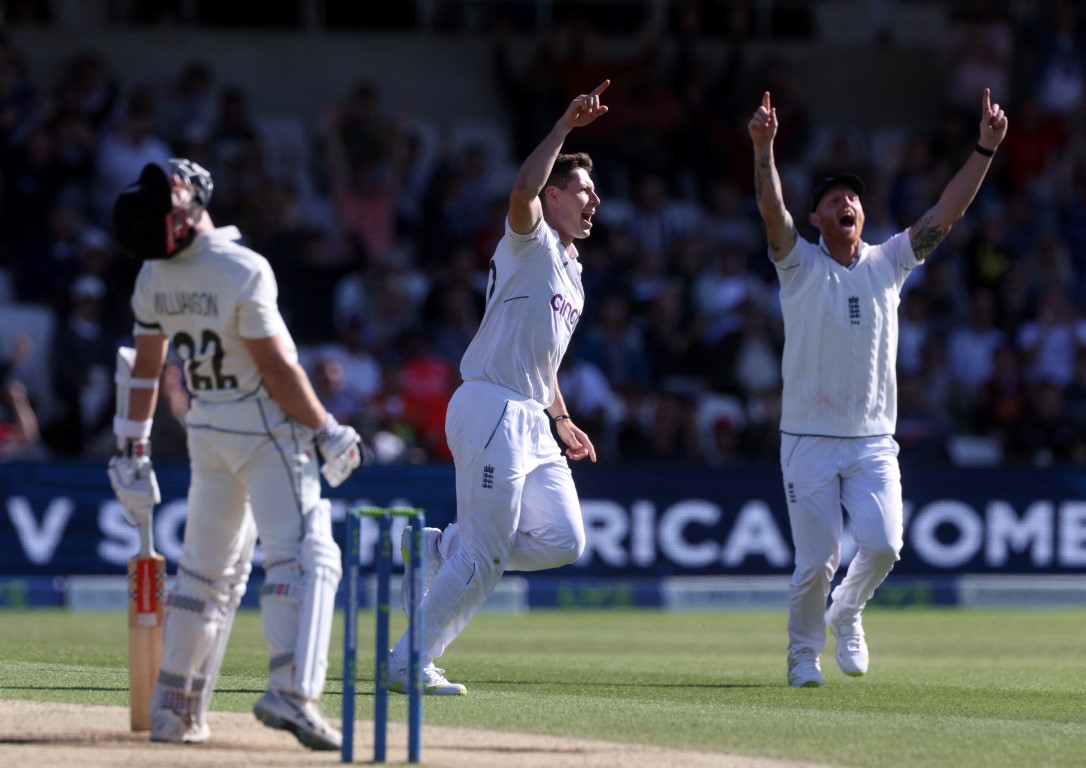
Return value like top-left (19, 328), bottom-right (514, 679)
top-left (809, 173), bottom-right (864, 212)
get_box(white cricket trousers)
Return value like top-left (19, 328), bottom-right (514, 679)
top-left (167, 396), bottom-right (334, 698)
top-left (779, 434), bottom-right (903, 656)
top-left (395, 380), bottom-right (586, 667)
top-left (184, 397), bottom-right (322, 569)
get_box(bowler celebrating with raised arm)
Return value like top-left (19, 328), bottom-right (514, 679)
top-left (748, 89), bottom-right (1007, 687)
top-left (384, 80), bottom-right (610, 696)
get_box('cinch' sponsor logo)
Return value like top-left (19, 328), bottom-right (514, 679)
top-left (551, 293), bottom-right (580, 330)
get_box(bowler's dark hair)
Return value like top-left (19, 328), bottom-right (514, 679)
top-left (542, 152), bottom-right (594, 198)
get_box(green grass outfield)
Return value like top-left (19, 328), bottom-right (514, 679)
top-left (1, 607), bottom-right (1083, 767)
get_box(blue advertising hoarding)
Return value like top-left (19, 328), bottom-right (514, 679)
top-left (2, 460), bottom-right (1084, 580)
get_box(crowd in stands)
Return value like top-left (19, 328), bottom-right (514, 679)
top-left (1, 1), bottom-right (1085, 469)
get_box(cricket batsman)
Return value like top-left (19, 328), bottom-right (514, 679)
top-left (107, 158), bottom-right (364, 748)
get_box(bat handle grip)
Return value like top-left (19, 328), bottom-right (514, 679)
top-left (139, 517), bottom-right (156, 557)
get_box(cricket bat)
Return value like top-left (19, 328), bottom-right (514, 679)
top-left (128, 515), bottom-right (165, 730)
top-left (116, 344), bottom-right (167, 730)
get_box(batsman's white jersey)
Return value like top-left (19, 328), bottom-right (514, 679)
top-left (775, 231), bottom-right (918, 437)
top-left (132, 226), bottom-right (339, 709)
top-left (131, 225), bottom-right (292, 402)
top-left (395, 216), bottom-right (588, 667)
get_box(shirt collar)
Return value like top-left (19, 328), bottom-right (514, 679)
top-left (204, 225), bottom-right (242, 243)
top-left (818, 235), bottom-right (863, 270)
top-left (180, 226), bottom-right (242, 256)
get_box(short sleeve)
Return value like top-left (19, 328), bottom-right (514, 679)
top-left (881, 230), bottom-right (918, 292)
top-left (773, 238), bottom-right (814, 299)
top-left (130, 264), bottom-right (164, 336)
top-left (504, 216), bottom-right (553, 259)
top-left (887, 230), bottom-right (918, 271)
top-left (237, 258), bottom-right (288, 339)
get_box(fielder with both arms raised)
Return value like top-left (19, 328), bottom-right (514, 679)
top-left (748, 88), bottom-right (1008, 687)
top-left (107, 158), bottom-right (364, 748)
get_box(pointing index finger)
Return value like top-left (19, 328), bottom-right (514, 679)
top-left (982, 87), bottom-right (991, 113)
top-left (591, 79), bottom-right (611, 97)
top-left (762, 91), bottom-right (771, 110)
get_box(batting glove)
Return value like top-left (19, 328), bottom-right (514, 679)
top-left (315, 414), bottom-right (364, 487)
top-left (107, 441), bottom-right (160, 526)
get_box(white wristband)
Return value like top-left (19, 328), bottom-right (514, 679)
top-left (114, 415), bottom-right (153, 440)
top-left (114, 373), bottom-right (159, 389)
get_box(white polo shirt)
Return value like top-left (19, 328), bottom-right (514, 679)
top-left (460, 217), bottom-right (585, 407)
top-left (773, 231), bottom-right (918, 437)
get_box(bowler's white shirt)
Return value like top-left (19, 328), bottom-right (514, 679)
top-left (460, 217), bottom-right (584, 407)
top-left (773, 231), bottom-right (918, 437)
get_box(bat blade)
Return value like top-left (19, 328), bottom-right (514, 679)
top-left (128, 548), bottom-right (166, 731)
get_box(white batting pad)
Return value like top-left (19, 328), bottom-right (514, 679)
top-left (197, 513), bottom-right (257, 717)
top-left (294, 500), bottom-right (341, 700)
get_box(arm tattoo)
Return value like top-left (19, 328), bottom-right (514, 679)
top-left (766, 201), bottom-right (788, 254)
top-left (911, 221), bottom-right (948, 261)
top-left (768, 227), bottom-right (797, 256)
top-left (754, 156), bottom-right (772, 198)
top-left (754, 155), bottom-right (794, 257)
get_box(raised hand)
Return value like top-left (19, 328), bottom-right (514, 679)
top-left (748, 91), bottom-right (778, 148)
top-left (979, 88), bottom-right (1008, 149)
top-left (563, 80), bottom-right (610, 130)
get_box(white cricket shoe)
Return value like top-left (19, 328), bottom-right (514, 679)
top-left (825, 608), bottom-right (869, 677)
top-left (400, 526), bottom-right (445, 615)
top-left (253, 689), bottom-right (341, 750)
top-left (787, 648), bottom-right (824, 688)
top-left (150, 708), bottom-right (210, 744)
top-left (387, 660), bottom-right (467, 696)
